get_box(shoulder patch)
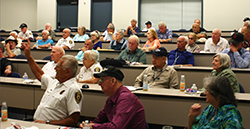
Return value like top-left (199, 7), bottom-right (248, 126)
top-left (75, 92), bottom-right (82, 104)
top-left (94, 67), bottom-right (101, 72)
top-left (29, 33), bottom-right (32, 35)
top-left (69, 40), bottom-right (73, 44)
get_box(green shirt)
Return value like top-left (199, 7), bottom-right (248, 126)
top-left (117, 48), bottom-right (147, 64)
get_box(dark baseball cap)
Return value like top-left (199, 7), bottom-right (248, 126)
top-left (94, 65), bottom-right (124, 81)
top-left (145, 21), bottom-right (152, 25)
top-left (19, 23), bottom-right (28, 28)
top-left (229, 32), bottom-right (244, 45)
top-left (243, 17), bottom-right (250, 22)
top-left (151, 47), bottom-right (168, 57)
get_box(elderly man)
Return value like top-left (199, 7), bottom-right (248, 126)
top-left (241, 25), bottom-right (250, 48)
top-left (32, 30), bottom-right (53, 49)
top-left (21, 39), bottom-right (82, 127)
top-left (109, 30), bottom-right (128, 50)
top-left (156, 21), bottom-right (172, 42)
top-left (18, 23), bottom-right (34, 41)
top-left (134, 47), bottom-right (178, 88)
top-left (194, 19), bottom-right (206, 32)
top-left (0, 44), bottom-right (12, 76)
top-left (55, 28), bottom-right (74, 50)
top-left (168, 36), bottom-right (194, 66)
top-left (80, 65), bottom-right (146, 128)
top-left (101, 24), bottom-right (116, 42)
top-left (75, 39), bottom-right (100, 61)
top-left (222, 32), bottom-right (250, 68)
top-left (117, 35), bottom-right (146, 64)
top-left (4, 36), bottom-right (21, 58)
top-left (42, 46), bottom-right (65, 78)
top-left (204, 28), bottom-right (229, 53)
top-left (189, 23), bottom-right (207, 39)
top-left (125, 19), bottom-right (141, 36)
top-left (9, 31), bottom-right (22, 47)
top-left (142, 21), bottom-right (155, 32)
top-left (76, 50), bottom-right (102, 83)
top-left (36, 23), bottom-right (56, 41)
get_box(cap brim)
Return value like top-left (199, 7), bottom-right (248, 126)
top-left (151, 51), bottom-right (167, 57)
top-left (94, 72), bottom-right (110, 78)
top-left (229, 39), bottom-right (241, 44)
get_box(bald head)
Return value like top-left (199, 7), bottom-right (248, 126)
top-left (45, 23), bottom-right (52, 31)
top-left (212, 28), bottom-right (221, 43)
top-left (50, 46), bottom-right (65, 63)
top-left (194, 19), bottom-right (201, 26)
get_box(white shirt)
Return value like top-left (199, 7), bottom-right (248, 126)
top-left (55, 37), bottom-right (75, 49)
top-left (142, 27), bottom-right (155, 32)
top-left (204, 37), bottom-right (229, 53)
top-left (34, 74), bottom-right (83, 121)
top-left (103, 30), bottom-right (117, 42)
top-left (42, 61), bottom-right (57, 78)
top-left (18, 30), bottom-right (34, 39)
top-left (77, 63), bottom-right (103, 81)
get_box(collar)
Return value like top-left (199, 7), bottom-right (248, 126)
top-left (126, 48), bottom-right (139, 54)
top-left (58, 77), bottom-right (76, 88)
top-left (175, 48), bottom-right (186, 53)
top-left (152, 63), bottom-right (168, 71)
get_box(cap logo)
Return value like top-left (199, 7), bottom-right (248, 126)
top-left (103, 68), bottom-right (108, 71)
top-left (234, 35), bottom-right (237, 39)
top-left (155, 49), bottom-right (160, 52)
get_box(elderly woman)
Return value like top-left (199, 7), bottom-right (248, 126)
top-left (109, 30), bottom-right (128, 51)
top-left (188, 76), bottom-right (243, 128)
top-left (73, 26), bottom-right (89, 41)
top-left (185, 33), bottom-right (200, 53)
top-left (142, 29), bottom-right (161, 52)
top-left (210, 53), bottom-right (239, 93)
top-left (90, 30), bottom-right (102, 50)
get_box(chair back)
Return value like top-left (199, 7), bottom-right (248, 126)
top-left (14, 54), bottom-right (27, 59)
top-left (43, 55), bottom-right (51, 60)
top-left (238, 83), bottom-right (245, 93)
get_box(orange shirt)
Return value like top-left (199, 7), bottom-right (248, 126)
top-left (143, 39), bottom-right (161, 50)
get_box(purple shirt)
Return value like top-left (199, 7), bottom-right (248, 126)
top-left (156, 29), bottom-right (172, 40)
top-left (92, 86), bottom-right (146, 129)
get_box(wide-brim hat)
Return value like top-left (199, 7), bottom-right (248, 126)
top-left (5, 36), bottom-right (17, 45)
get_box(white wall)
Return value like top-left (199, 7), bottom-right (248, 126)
top-left (78, 0), bottom-right (91, 30)
top-left (1, 0), bottom-right (37, 31)
top-left (203, 0), bottom-right (250, 31)
top-left (37, 0), bottom-right (57, 30)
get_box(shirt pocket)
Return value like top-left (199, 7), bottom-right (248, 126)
top-left (46, 93), bottom-right (64, 109)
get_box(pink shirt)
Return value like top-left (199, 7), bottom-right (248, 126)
top-left (143, 39), bottom-right (161, 49)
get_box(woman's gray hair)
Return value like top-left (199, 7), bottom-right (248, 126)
top-left (10, 31), bottom-right (18, 36)
top-left (128, 35), bottom-right (140, 45)
top-left (79, 26), bottom-right (86, 34)
top-left (61, 55), bottom-right (79, 77)
top-left (90, 30), bottom-right (101, 39)
top-left (117, 30), bottom-right (124, 36)
top-left (85, 50), bottom-right (98, 64)
top-left (203, 76), bottom-right (237, 107)
top-left (187, 32), bottom-right (197, 41)
top-left (213, 53), bottom-right (231, 69)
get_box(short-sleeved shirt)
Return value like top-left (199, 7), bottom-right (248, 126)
top-left (141, 27), bottom-right (155, 32)
top-left (127, 27), bottom-right (140, 35)
top-left (117, 48), bottom-right (147, 64)
top-left (156, 29), bottom-right (172, 40)
top-left (39, 30), bottom-right (56, 41)
top-left (168, 48), bottom-right (195, 66)
top-left (34, 39), bottom-right (53, 48)
top-left (55, 37), bottom-right (75, 49)
top-left (4, 47), bottom-right (21, 57)
top-left (18, 30), bottom-right (34, 39)
top-left (92, 86), bottom-right (146, 129)
top-left (73, 34), bottom-right (89, 41)
top-left (185, 43), bottom-right (201, 53)
top-left (134, 64), bottom-right (178, 89)
top-left (109, 38), bottom-right (128, 51)
top-left (222, 48), bottom-right (250, 68)
top-left (42, 61), bottom-right (57, 78)
top-left (75, 49), bottom-right (100, 62)
top-left (93, 41), bottom-right (102, 50)
top-left (204, 37), bottom-right (229, 53)
top-left (76, 63), bottom-right (102, 81)
top-left (143, 39), bottom-right (161, 49)
top-left (33, 74), bottom-right (83, 121)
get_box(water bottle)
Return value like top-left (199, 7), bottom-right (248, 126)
top-left (23, 72), bottom-right (28, 80)
top-left (1, 102), bottom-right (8, 121)
top-left (180, 75), bottom-right (185, 92)
top-left (143, 75), bottom-right (148, 91)
top-left (191, 84), bottom-right (197, 95)
top-left (83, 120), bottom-right (90, 129)
top-left (145, 45), bottom-right (149, 52)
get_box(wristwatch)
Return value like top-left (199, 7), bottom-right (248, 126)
top-left (46, 120), bottom-right (50, 124)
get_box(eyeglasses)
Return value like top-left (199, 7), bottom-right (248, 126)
top-left (177, 41), bottom-right (184, 43)
top-left (188, 38), bottom-right (194, 40)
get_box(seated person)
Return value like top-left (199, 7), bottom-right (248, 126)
top-left (185, 33), bottom-right (201, 53)
top-left (117, 35), bottom-right (147, 64)
top-left (55, 28), bottom-right (74, 50)
top-left (238, 18), bottom-right (250, 32)
top-left (125, 19), bottom-right (141, 36)
top-left (80, 66), bottom-right (146, 128)
top-left (100, 24), bottom-right (116, 42)
top-left (18, 23), bottom-right (34, 41)
top-left (193, 19), bottom-right (206, 32)
top-left (134, 47), bottom-right (178, 88)
top-left (21, 40), bottom-right (83, 127)
top-left (209, 53), bottom-right (239, 93)
top-left (222, 32), bottom-right (250, 68)
top-left (204, 28), bottom-right (229, 53)
top-left (109, 30), bottom-right (128, 51)
top-left (32, 30), bottom-right (53, 49)
top-left (188, 76), bottom-right (242, 128)
top-left (73, 26), bottom-right (89, 41)
top-left (4, 36), bottom-right (21, 58)
top-left (189, 23), bottom-right (206, 39)
top-left (42, 46), bottom-right (65, 78)
top-left (76, 50), bottom-right (102, 83)
top-left (141, 21), bottom-right (155, 32)
top-left (9, 31), bottom-right (22, 47)
top-left (156, 21), bottom-right (172, 42)
top-left (0, 43), bottom-right (12, 76)
top-left (142, 29), bottom-right (161, 52)
top-left (36, 23), bottom-right (56, 41)
top-left (241, 25), bottom-right (250, 49)
top-left (75, 39), bottom-right (99, 61)
top-left (90, 31), bottom-right (102, 50)
top-left (168, 36), bottom-right (194, 66)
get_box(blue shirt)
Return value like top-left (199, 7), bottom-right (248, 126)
top-left (75, 49), bottom-right (100, 61)
top-left (156, 29), bottom-right (172, 40)
top-left (127, 27), bottom-right (140, 35)
top-left (109, 38), bottom-right (128, 50)
top-left (93, 41), bottom-right (102, 50)
top-left (168, 49), bottom-right (194, 66)
top-left (73, 34), bottom-right (89, 41)
top-left (222, 48), bottom-right (250, 68)
top-left (34, 39), bottom-right (53, 47)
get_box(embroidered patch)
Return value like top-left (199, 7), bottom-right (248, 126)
top-left (94, 67), bottom-right (101, 72)
top-left (29, 33), bottom-right (32, 35)
top-left (60, 90), bottom-right (65, 95)
top-left (69, 40), bottom-right (73, 44)
top-left (75, 92), bottom-right (82, 104)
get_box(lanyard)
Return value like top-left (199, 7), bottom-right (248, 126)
top-left (173, 51), bottom-right (186, 65)
top-left (152, 65), bottom-right (168, 82)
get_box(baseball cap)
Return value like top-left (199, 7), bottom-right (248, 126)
top-left (5, 36), bottom-right (17, 45)
top-left (151, 47), bottom-right (168, 57)
top-left (229, 32), bottom-right (244, 45)
top-left (145, 21), bottom-right (152, 25)
top-left (243, 17), bottom-right (250, 22)
top-left (94, 65), bottom-right (124, 81)
top-left (19, 23), bottom-right (28, 28)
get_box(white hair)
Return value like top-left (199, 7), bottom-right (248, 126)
top-left (158, 21), bottom-right (167, 27)
top-left (10, 31), bottom-right (17, 36)
top-left (42, 30), bottom-right (49, 35)
top-left (85, 50), bottom-right (98, 63)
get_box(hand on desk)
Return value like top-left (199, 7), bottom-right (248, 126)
top-left (33, 119), bottom-right (46, 124)
top-left (79, 121), bottom-right (95, 129)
